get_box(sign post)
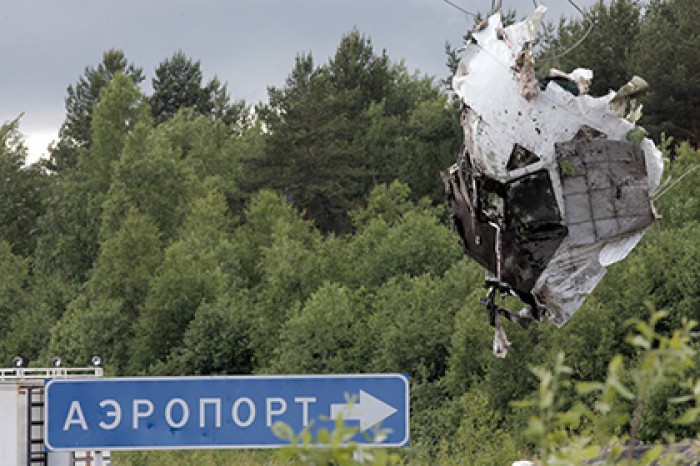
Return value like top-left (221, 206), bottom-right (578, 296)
top-left (45, 374), bottom-right (409, 451)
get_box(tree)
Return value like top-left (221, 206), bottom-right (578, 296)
top-left (342, 183), bottom-right (463, 289)
top-left (52, 49), bottom-right (143, 172)
top-left (538, 0), bottom-right (642, 97)
top-left (250, 52), bottom-right (363, 232)
top-left (35, 74), bottom-right (150, 284)
top-left (0, 241), bottom-right (30, 341)
top-left (157, 293), bottom-right (255, 376)
top-left (654, 143), bottom-right (700, 228)
top-left (230, 189), bottom-right (320, 288)
top-left (47, 295), bottom-right (131, 371)
top-left (630, 0), bottom-right (700, 144)
top-left (81, 73), bottom-right (151, 192)
top-left (99, 118), bottom-right (201, 242)
top-left (150, 51), bottom-right (245, 126)
top-left (326, 29), bottom-right (391, 116)
top-left (244, 194), bottom-right (325, 367)
top-left (0, 118), bottom-right (51, 256)
top-left (368, 263), bottom-right (476, 382)
top-left (130, 190), bottom-right (239, 372)
top-left (434, 388), bottom-right (521, 465)
top-left (141, 110), bottom-right (248, 212)
top-left (88, 209), bottom-right (163, 315)
top-left (361, 89), bottom-right (460, 202)
top-left (270, 283), bottom-right (367, 374)
top-left (45, 210), bottom-right (162, 372)
top-left (248, 31), bottom-right (398, 233)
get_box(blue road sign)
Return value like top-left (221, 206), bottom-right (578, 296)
top-left (45, 374), bottom-right (409, 451)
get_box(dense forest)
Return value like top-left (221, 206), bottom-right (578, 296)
top-left (1, 0), bottom-right (699, 464)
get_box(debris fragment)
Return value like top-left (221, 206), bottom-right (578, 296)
top-left (609, 75), bottom-right (649, 117)
top-left (443, 7), bottom-right (664, 356)
top-left (540, 68), bottom-right (593, 96)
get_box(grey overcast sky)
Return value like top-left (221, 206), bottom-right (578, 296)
top-left (1, 0), bottom-right (600, 162)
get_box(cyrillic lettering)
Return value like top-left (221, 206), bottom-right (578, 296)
top-left (132, 399), bottom-right (154, 429)
top-left (266, 397), bottom-right (287, 427)
top-left (63, 401), bottom-right (88, 431)
top-left (98, 399), bottom-right (122, 430)
top-left (295, 397), bottom-right (317, 427)
top-left (199, 398), bottom-right (222, 428)
top-left (165, 398), bottom-right (190, 429)
top-left (231, 397), bottom-right (256, 427)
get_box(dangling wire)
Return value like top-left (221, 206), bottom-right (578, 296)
top-left (442, 0), bottom-right (478, 18)
top-left (654, 164), bottom-right (700, 200)
top-left (547, 0), bottom-right (595, 62)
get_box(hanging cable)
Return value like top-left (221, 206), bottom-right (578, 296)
top-left (546, 0), bottom-right (595, 62)
top-left (442, 0), bottom-right (478, 18)
top-left (654, 164), bottom-right (700, 200)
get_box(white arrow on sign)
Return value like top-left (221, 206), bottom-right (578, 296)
top-left (330, 390), bottom-right (398, 432)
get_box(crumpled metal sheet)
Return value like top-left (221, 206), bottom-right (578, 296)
top-left (444, 7), bottom-right (664, 334)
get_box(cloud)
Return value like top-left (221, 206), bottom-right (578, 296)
top-left (24, 129), bottom-right (58, 165)
top-left (2, 0), bottom-right (601, 163)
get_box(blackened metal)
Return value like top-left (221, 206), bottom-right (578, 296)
top-left (444, 152), bottom-right (567, 299)
top-left (507, 143), bottom-right (541, 170)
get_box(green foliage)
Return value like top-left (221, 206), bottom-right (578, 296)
top-left (99, 118), bottom-right (201, 241)
top-left (434, 387), bottom-right (521, 466)
top-left (654, 143), bottom-right (700, 227)
top-left (157, 292), bottom-right (255, 376)
top-left (130, 190), bottom-right (238, 372)
top-left (0, 118), bottom-right (51, 257)
top-left (59, 49), bottom-right (144, 152)
top-left (35, 74), bottom-right (150, 284)
top-left (271, 283), bottom-right (367, 374)
top-left (150, 51), bottom-right (246, 126)
top-left (230, 190), bottom-right (317, 289)
top-left (514, 309), bottom-right (699, 465)
top-left (248, 31), bottom-right (459, 233)
top-left (444, 291), bottom-right (494, 396)
top-left (368, 271), bottom-right (466, 381)
top-left (81, 72), bottom-right (150, 192)
top-left (0, 241), bottom-right (30, 340)
top-left (342, 185), bottom-right (462, 289)
top-left (46, 295), bottom-right (131, 371)
top-left (273, 414), bottom-right (401, 466)
top-left (539, 0), bottom-right (642, 96)
top-left (114, 449), bottom-right (280, 466)
top-left (88, 209), bottom-right (163, 314)
top-left (243, 193), bottom-right (324, 367)
top-left (629, 0), bottom-right (700, 144)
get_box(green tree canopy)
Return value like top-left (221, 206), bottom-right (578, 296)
top-left (0, 118), bottom-right (50, 256)
top-left (630, 0), bottom-right (700, 144)
top-left (150, 51), bottom-right (245, 126)
top-left (539, 0), bottom-right (642, 96)
top-left (51, 49), bottom-right (143, 172)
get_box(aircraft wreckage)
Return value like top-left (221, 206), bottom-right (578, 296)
top-left (442, 6), bottom-right (664, 357)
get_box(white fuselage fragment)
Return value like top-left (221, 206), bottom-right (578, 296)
top-left (452, 9), bottom-right (663, 326)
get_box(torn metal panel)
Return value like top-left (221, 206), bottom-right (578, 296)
top-left (443, 7), bottom-right (664, 355)
top-left (444, 161), bottom-right (567, 298)
top-left (557, 138), bottom-right (655, 246)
